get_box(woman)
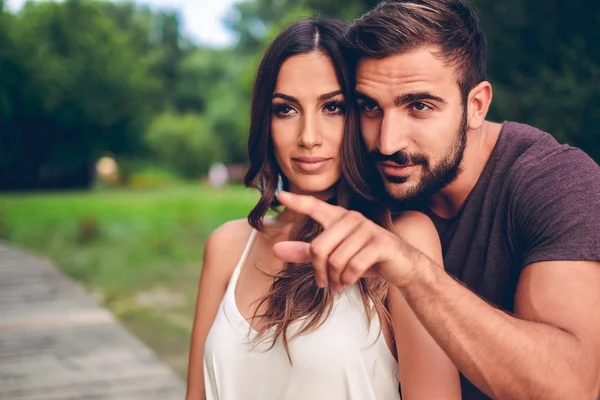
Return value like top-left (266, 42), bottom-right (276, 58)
top-left (186, 18), bottom-right (461, 400)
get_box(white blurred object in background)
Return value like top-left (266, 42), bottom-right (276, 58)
top-left (208, 162), bottom-right (229, 188)
top-left (96, 156), bottom-right (120, 185)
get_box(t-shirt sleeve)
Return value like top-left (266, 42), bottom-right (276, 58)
top-left (511, 145), bottom-right (600, 267)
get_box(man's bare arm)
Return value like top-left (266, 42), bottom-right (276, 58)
top-left (401, 258), bottom-right (600, 400)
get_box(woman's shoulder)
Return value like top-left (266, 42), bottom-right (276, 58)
top-left (203, 218), bottom-right (255, 273)
top-left (205, 218), bottom-right (254, 254)
top-left (391, 210), bottom-right (436, 234)
top-left (391, 211), bottom-right (443, 267)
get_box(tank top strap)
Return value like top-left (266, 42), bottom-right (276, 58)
top-left (229, 227), bottom-right (258, 286)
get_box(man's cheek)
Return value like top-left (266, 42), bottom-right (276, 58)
top-left (360, 124), bottom-right (378, 151)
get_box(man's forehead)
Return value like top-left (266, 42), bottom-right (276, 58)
top-left (355, 48), bottom-right (457, 96)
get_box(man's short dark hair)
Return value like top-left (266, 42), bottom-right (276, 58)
top-left (345, 0), bottom-right (487, 101)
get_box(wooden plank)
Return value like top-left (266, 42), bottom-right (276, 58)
top-left (0, 350), bottom-right (180, 391)
top-left (0, 243), bottom-right (35, 260)
top-left (0, 309), bottom-right (115, 335)
top-left (0, 244), bottom-right (186, 400)
top-left (0, 324), bottom-right (139, 358)
top-left (0, 279), bottom-right (92, 306)
top-left (0, 258), bottom-right (97, 312)
top-left (1, 374), bottom-right (184, 400)
top-left (0, 302), bottom-right (110, 324)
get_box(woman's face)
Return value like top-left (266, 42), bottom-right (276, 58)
top-left (271, 51), bottom-right (346, 199)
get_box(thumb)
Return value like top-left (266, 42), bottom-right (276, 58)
top-left (273, 241), bottom-right (312, 263)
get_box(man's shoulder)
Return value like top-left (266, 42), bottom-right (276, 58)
top-left (499, 121), bottom-right (600, 197)
top-left (500, 121), bottom-right (560, 162)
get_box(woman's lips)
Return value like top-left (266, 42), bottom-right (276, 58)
top-left (291, 157), bottom-right (333, 173)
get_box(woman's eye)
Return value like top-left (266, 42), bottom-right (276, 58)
top-left (272, 104), bottom-right (296, 116)
top-left (324, 102), bottom-right (345, 114)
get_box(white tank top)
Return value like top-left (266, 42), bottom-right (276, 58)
top-left (203, 229), bottom-right (400, 400)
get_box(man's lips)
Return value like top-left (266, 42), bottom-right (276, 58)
top-left (378, 161), bottom-right (418, 176)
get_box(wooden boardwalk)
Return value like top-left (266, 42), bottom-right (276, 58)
top-left (0, 243), bottom-right (186, 399)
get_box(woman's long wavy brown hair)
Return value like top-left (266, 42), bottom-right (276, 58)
top-left (243, 18), bottom-right (390, 363)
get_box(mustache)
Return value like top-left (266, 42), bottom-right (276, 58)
top-left (368, 150), bottom-right (428, 167)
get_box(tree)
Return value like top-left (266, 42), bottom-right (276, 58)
top-left (0, 0), bottom-right (155, 189)
top-left (473, 0), bottom-right (600, 161)
top-left (145, 111), bottom-right (223, 178)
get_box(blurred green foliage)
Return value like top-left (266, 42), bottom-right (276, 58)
top-left (0, 184), bottom-right (258, 375)
top-left (0, 0), bottom-right (598, 190)
top-left (145, 111), bottom-right (223, 179)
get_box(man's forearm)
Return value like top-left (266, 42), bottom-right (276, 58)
top-left (399, 258), bottom-right (597, 399)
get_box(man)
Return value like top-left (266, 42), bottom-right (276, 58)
top-left (273, 0), bottom-right (600, 399)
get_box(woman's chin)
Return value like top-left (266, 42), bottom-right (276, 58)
top-left (287, 180), bottom-right (338, 198)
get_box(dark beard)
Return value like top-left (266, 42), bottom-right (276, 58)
top-left (368, 109), bottom-right (468, 204)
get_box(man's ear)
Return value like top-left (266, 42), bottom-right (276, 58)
top-left (467, 81), bottom-right (492, 130)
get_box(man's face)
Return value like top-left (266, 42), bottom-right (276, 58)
top-left (356, 46), bottom-right (467, 202)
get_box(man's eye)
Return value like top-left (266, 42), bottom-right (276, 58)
top-left (410, 102), bottom-right (432, 112)
top-left (360, 103), bottom-right (380, 112)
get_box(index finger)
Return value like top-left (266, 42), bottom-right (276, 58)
top-left (276, 191), bottom-right (345, 228)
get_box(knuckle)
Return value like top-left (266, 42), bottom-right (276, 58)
top-left (370, 231), bottom-right (385, 246)
top-left (310, 241), bottom-right (324, 257)
top-left (348, 257), bottom-right (365, 274)
top-left (328, 255), bottom-right (345, 271)
top-left (341, 271), bottom-right (359, 286)
top-left (345, 210), bottom-right (363, 223)
top-left (334, 204), bottom-right (345, 213)
top-left (362, 218), bottom-right (376, 231)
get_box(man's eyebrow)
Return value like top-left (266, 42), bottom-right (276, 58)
top-left (395, 92), bottom-right (446, 106)
top-left (356, 92), bottom-right (379, 104)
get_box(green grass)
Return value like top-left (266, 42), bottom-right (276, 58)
top-left (0, 184), bottom-right (258, 378)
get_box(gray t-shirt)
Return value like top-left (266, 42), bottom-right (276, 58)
top-left (423, 121), bottom-right (600, 399)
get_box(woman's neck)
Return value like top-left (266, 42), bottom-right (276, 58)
top-left (268, 187), bottom-right (335, 232)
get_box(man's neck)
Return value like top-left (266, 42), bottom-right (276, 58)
top-left (428, 120), bottom-right (503, 219)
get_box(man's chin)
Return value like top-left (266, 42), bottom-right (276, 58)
top-left (384, 181), bottom-right (417, 202)
top-left (385, 181), bottom-right (411, 201)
